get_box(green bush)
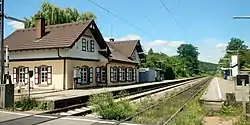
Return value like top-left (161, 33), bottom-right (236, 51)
top-left (14, 97), bottom-right (37, 111)
top-left (89, 92), bottom-right (138, 120)
top-left (221, 102), bottom-right (240, 116)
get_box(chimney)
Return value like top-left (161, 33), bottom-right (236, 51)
top-left (35, 17), bottom-right (45, 39)
top-left (109, 38), bottom-right (114, 42)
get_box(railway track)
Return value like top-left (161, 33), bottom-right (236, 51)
top-left (42, 77), bottom-right (204, 117)
top-left (113, 77), bottom-right (212, 125)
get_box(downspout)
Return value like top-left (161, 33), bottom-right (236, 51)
top-left (105, 58), bottom-right (111, 87)
top-left (57, 48), bottom-right (66, 90)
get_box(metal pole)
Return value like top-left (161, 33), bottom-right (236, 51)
top-left (5, 45), bottom-right (8, 75)
top-left (242, 79), bottom-right (246, 119)
top-left (0, 0), bottom-right (4, 84)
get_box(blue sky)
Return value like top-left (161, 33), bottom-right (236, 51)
top-left (4, 0), bottom-right (250, 63)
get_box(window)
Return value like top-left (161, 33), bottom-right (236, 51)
top-left (101, 67), bottom-right (106, 83)
top-left (96, 67), bottom-right (101, 83)
top-left (82, 38), bottom-right (94, 52)
top-left (110, 67), bottom-right (118, 82)
top-left (75, 66), bottom-right (93, 85)
top-left (121, 67), bottom-right (126, 82)
top-left (82, 38), bottom-right (86, 51)
top-left (80, 66), bottom-right (88, 84)
top-left (19, 67), bottom-right (25, 83)
top-left (13, 66), bottom-right (29, 85)
top-left (34, 65), bottom-right (52, 85)
top-left (96, 66), bottom-right (106, 83)
top-left (90, 40), bottom-right (94, 52)
top-left (127, 68), bottom-right (133, 81)
top-left (119, 67), bottom-right (122, 81)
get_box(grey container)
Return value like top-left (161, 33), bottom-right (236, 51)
top-left (139, 68), bottom-right (156, 83)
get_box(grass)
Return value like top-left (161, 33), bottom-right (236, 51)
top-left (167, 85), bottom-right (207, 125)
top-left (131, 82), bottom-right (203, 125)
top-left (7, 96), bottom-right (53, 111)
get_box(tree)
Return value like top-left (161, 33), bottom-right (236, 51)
top-left (219, 37), bottom-right (249, 68)
top-left (226, 38), bottom-right (248, 51)
top-left (24, 1), bottom-right (96, 28)
top-left (177, 44), bottom-right (200, 75)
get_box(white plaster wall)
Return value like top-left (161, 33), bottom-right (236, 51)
top-left (10, 49), bottom-right (67, 60)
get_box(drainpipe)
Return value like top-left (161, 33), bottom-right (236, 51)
top-left (57, 48), bottom-right (66, 90)
top-left (105, 58), bottom-right (111, 87)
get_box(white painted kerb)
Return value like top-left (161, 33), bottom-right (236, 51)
top-left (216, 77), bottom-right (222, 100)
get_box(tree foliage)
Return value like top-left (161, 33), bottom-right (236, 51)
top-left (24, 1), bottom-right (96, 28)
top-left (219, 37), bottom-right (249, 68)
top-left (141, 45), bottom-right (216, 79)
top-left (177, 44), bottom-right (200, 75)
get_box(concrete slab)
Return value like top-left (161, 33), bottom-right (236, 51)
top-left (201, 77), bottom-right (222, 101)
top-left (201, 77), bottom-right (250, 102)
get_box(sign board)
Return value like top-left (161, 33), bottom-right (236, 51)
top-left (231, 55), bottom-right (238, 77)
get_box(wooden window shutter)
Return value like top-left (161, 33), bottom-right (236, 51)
top-left (133, 68), bottom-right (136, 82)
top-left (13, 67), bottom-right (17, 84)
top-left (110, 67), bottom-right (113, 82)
top-left (24, 67), bottom-right (29, 85)
top-left (34, 67), bottom-right (39, 85)
top-left (96, 67), bottom-right (100, 83)
top-left (89, 67), bottom-right (93, 83)
top-left (47, 66), bottom-right (52, 85)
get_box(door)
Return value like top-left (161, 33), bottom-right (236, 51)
top-left (80, 67), bottom-right (88, 84)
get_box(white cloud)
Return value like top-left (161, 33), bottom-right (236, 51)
top-left (7, 21), bottom-right (24, 30)
top-left (215, 43), bottom-right (228, 49)
top-left (197, 38), bottom-right (227, 63)
top-left (105, 34), bottom-right (186, 56)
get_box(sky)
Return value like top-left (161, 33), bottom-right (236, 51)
top-left (4, 0), bottom-right (250, 63)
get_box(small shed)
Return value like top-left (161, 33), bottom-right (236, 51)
top-left (139, 68), bottom-right (164, 83)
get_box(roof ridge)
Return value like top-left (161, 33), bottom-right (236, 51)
top-left (16, 19), bottom-right (93, 32)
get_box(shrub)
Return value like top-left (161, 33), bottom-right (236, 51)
top-left (14, 96), bottom-right (37, 111)
top-left (89, 92), bottom-right (138, 120)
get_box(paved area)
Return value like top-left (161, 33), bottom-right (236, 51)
top-left (0, 110), bottom-right (141, 125)
top-left (201, 77), bottom-right (249, 102)
top-left (15, 78), bottom-right (194, 101)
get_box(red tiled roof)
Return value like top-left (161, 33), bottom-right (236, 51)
top-left (4, 20), bottom-right (95, 51)
top-left (106, 42), bottom-right (136, 63)
top-left (108, 40), bottom-right (139, 58)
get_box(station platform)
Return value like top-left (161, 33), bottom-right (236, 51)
top-left (200, 77), bottom-right (249, 102)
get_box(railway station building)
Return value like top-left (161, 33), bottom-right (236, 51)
top-left (4, 18), bottom-right (145, 90)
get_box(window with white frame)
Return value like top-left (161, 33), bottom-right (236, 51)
top-left (101, 67), bottom-right (106, 83)
top-left (96, 66), bottom-right (106, 83)
top-left (13, 66), bottom-right (29, 85)
top-left (110, 67), bottom-right (118, 82)
top-left (80, 66), bottom-right (88, 84)
top-left (127, 68), bottom-right (133, 81)
top-left (34, 65), bottom-right (52, 85)
top-left (121, 67), bottom-right (126, 82)
top-left (82, 37), bottom-right (95, 52)
top-left (82, 38), bottom-right (86, 51)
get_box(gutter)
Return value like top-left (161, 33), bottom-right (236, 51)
top-left (57, 48), bottom-right (66, 90)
